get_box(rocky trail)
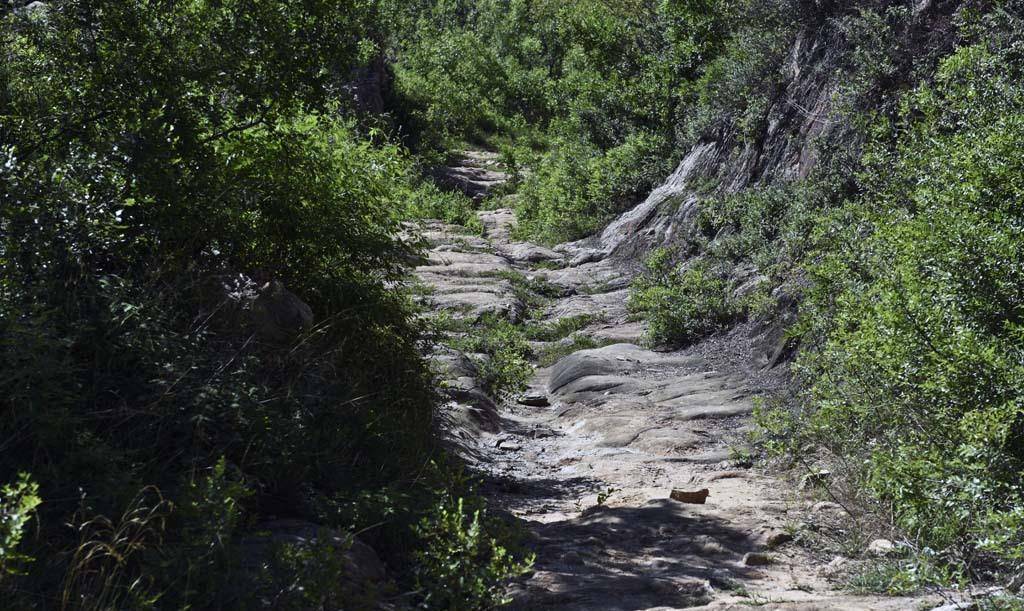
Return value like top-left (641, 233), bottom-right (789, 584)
top-left (411, 153), bottom-right (950, 610)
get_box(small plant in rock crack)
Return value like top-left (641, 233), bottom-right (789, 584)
top-left (727, 444), bottom-right (755, 467)
top-left (495, 270), bottom-right (566, 300)
top-left (447, 313), bottom-right (533, 398)
top-left (596, 487), bottom-right (619, 507)
top-left (528, 260), bottom-right (563, 271)
top-left (524, 314), bottom-right (604, 343)
top-left (536, 335), bottom-right (617, 368)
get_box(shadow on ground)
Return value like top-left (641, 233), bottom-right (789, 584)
top-left (505, 498), bottom-right (764, 610)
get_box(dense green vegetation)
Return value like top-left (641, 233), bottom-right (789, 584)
top-left (628, 249), bottom-right (739, 347)
top-left (0, 1), bottom-right (527, 608)
top-left (4, 0), bottom-right (1024, 605)
top-left (791, 32), bottom-right (1024, 578)
top-left (390, 0), bottom-right (738, 243)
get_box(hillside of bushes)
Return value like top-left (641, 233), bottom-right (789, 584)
top-left (0, 2), bottom-right (527, 608)
top-left (392, 0), bottom-right (1024, 595)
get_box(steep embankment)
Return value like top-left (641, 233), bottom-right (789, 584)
top-left (412, 155), bottom-right (956, 610)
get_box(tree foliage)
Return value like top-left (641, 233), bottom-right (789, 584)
top-left (1, 1), bottom-right (526, 606)
top-left (794, 32), bottom-right (1024, 568)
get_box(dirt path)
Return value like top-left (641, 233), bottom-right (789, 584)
top-left (413, 154), bottom-right (946, 610)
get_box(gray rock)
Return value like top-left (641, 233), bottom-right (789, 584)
top-left (251, 281), bottom-right (313, 343)
top-left (742, 552), bottom-right (773, 566)
top-left (429, 347), bottom-right (480, 382)
top-left (447, 387), bottom-right (501, 434)
top-left (929, 603), bottom-right (977, 611)
top-left (548, 343), bottom-right (696, 394)
top-left (477, 208), bottom-right (517, 241)
top-left (501, 242), bottom-right (564, 264)
top-left (519, 393), bottom-right (550, 407)
top-left (763, 530), bottom-right (794, 548)
top-left (432, 158), bottom-right (509, 201)
top-left (799, 470), bottom-right (831, 490)
top-left (811, 501), bottom-right (843, 514)
top-left (561, 551), bottom-right (584, 565)
top-left (819, 556), bottom-right (849, 578)
top-left (16, 1), bottom-right (48, 15)
top-left (866, 538), bottom-right (898, 557)
top-left (556, 375), bottom-right (641, 402)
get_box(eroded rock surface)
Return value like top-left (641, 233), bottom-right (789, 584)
top-left (432, 150), bottom-right (510, 201)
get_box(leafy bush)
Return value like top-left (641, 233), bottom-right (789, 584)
top-left (788, 36), bottom-right (1024, 570)
top-left (0, 474), bottom-right (41, 579)
top-left (628, 249), bottom-right (739, 346)
top-left (414, 494), bottom-right (533, 610)
top-left (391, 0), bottom-right (734, 241)
top-left (684, 1), bottom-right (795, 141)
top-left (524, 314), bottom-right (601, 343)
top-left (514, 131), bottom-right (675, 244)
top-left (0, 1), bottom-right (518, 605)
top-left (406, 181), bottom-right (483, 231)
top-left (445, 314), bottom-right (534, 399)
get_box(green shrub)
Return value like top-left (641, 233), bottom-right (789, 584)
top-left (391, 0), bottom-right (735, 241)
top-left (405, 180), bottom-right (483, 231)
top-left (525, 314), bottom-right (601, 343)
top-left (391, 26), bottom-right (506, 148)
top-left (628, 249), bottom-right (739, 346)
top-left (0, 474), bottom-right (41, 579)
top-left (414, 495), bottom-right (533, 610)
top-left (685, 1), bottom-right (795, 141)
top-left (846, 555), bottom-right (961, 596)
top-left (514, 131), bottom-right (675, 243)
top-left (0, 2), bottom-right (519, 605)
top-left (447, 314), bottom-right (534, 398)
top-left (789, 37), bottom-right (1024, 569)
top-left (265, 534), bottom-right (363, 610)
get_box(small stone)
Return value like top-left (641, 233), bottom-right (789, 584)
top-left (866, 538), bottom-right (897, 557)
top-left (811, 501), bottom-right (843, 514)
top-left (799, 470), bottom-right (831, 490)
top-left (495, 435), bottom-right (524, 450)
top-left (583, 536), bottom-right (604, 548)
top-left (743, 552), bottom-right (773, 566)
top-left (819, 556), bottom-right (849, 577)
top-left (670, 489), bottom-right (710, 504)
top-left (707, 471), bottom-right (746, 481)
top-left (695, 536), bottom-right (728, 555)
top-left (764, 530), bottom-right (794, 548)
top-left (519, 393), bottom-right (550, 407)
